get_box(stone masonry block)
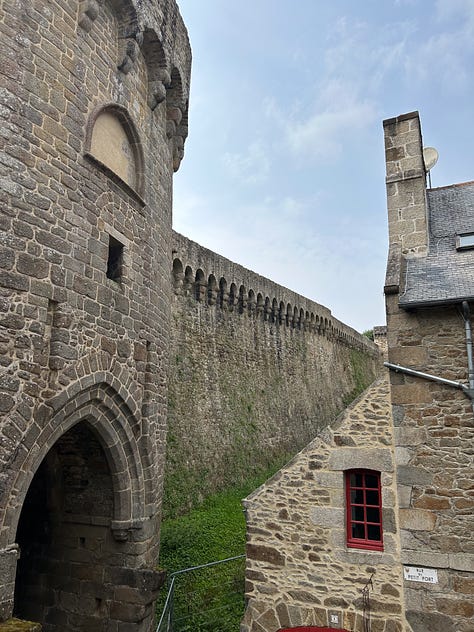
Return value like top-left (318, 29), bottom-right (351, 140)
top-left (246, 544), bottom-right (286, 567)
top-left (394, 427), bottom-right (426, 447)
top-left (388, 346), bottom-right (428, 367)
top-left (309, 507), bottom-right (343, 528)
top-left (401, 551), bottom-right (449, 568)
top-left (329, 447), bottom-right (393, 472)
top-left (399, 509), bottom-right (436, 531)
top-left (449, 553), bottom-right (474, 572)
top-left (394, 446), bottom-right (412, 464)
top-left (396, 465), bottom-right (432, 487)
top-left (406, 610), bottom-right (454, 632)
top-left (397, 484), bottom-right (412, 508)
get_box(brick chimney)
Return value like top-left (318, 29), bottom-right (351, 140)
top-left (383, 111), bottom-right (428, 257)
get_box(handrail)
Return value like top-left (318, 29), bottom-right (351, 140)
top-left (155, 554), bottom-right (245, 632)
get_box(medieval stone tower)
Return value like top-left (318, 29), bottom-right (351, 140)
top-left (0, 0), bottom-right (191, 629)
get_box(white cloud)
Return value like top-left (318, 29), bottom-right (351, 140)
top-left (265, 81), bottom-right (378, 164)
top-left (261, 15), bottom-right (414, 165)
top-left (222, 141), bottom-right (271, 184)
top-left (404, 0), bottom-right (474, 88)
top-left (435, 0), bottom-right (474, 22)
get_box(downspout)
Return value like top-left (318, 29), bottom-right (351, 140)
top-left (461, 301), bottom-right (474, 401)
top-left (384, 362), bottom-right (472, 398)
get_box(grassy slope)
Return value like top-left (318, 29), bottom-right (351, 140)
top-left (157, 466), bottom-right (288, 630)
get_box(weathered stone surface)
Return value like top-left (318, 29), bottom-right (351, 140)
top-left (396, 465), bottom-right (433, 487)
top-left (329, 447), bottom-right (393, 472)
top-left (243, 376), bottom-right (404, 631)
top-left (309, 507), bottom-right (343, 527)
top-left (385, 112), bottom-right (474, 632)
top-left (449, 554), bottom-right (474, 572)
top-left (0, 0), bottom-right (191, 629)
top-left (168, 233), bottom-right (379, 511)
top-left (406, 610), bottom-right (454, 632)
top-left (247, 545), bottom-right (286, 567)
top-left (399, 509), bottom-right (437, 531)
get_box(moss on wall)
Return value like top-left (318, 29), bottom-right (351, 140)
top-left (0, 620), bottom-right (42, 631)
top-left (165, 297), bottom-right (378, 518)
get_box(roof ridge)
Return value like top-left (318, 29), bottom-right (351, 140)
top-left (428, 180), bottom-right (474, 192)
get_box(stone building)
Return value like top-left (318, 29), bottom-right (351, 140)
top-left (383, 111), bottom-right (473, 631)
top-left (241, 374), bottom-right (404, 632)
top-left (373, 326), bottom-right (387, 357)
top-left (0, 0), bottom-right (191, 629)
top-left (0, 1), bottom-right (381, 631)
top-left (242, 112), bottom-right (473, 632)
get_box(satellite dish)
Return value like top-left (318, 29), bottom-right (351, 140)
top-left (423, 146), bottom-right (439, 172)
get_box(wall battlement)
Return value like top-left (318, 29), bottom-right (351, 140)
top-left (172, 232), bottom-right (377, 355)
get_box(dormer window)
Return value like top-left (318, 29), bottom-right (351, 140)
top-left (456, 233), bottom-right (474, 251)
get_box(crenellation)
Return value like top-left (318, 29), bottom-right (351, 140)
top-left (172, 232), bottom-right (376, 354)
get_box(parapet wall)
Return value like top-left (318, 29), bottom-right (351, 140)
top-left (171, 233), bottom-right (376, 352)
top-left (165, 233), bottom-right (380, 516)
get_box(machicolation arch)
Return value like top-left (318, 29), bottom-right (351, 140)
top-left (171, 244), bottom-right (377, 354)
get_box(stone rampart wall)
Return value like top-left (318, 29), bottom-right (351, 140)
top-left (166, 233), bottom-right (380, 515)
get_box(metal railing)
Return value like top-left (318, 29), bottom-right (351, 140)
top-left (156, 554), bottom-right (245, 632)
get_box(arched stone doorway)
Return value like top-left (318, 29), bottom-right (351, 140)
top-left (4, 380), bottom-right (164, 631)
top-left (14, 422), bottom-right (115, 628)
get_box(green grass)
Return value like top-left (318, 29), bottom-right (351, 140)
top-left (157, 464), bottom-right (288, 631)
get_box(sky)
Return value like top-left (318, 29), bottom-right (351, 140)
top-left (173, 0), bottom-right (474, 333)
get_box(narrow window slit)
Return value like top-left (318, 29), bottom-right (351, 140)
top-left (107, 235), bottom-right (124, 282)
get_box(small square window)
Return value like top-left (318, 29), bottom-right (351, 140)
top-left (106, 235), bottom-right (124, 283)
top-left (457, 233), bottom-right (474, 251)
top-left (346, 469), bottom-right (383, 551)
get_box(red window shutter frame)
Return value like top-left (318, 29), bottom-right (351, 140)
top-left (345, 469), bottom-right (383, 551)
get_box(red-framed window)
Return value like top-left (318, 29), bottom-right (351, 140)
top-left (345, 469), bottom-right (383, 551)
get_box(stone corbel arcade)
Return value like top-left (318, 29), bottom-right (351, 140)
top-left (172, 233), bottom-right (376, 354)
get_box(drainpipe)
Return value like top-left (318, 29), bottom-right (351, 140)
top-left (462, 301), bottom-right (474, 395)
top-left (384, 362), bottom-right (472, 398)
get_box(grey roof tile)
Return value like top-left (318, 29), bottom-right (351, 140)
top-left (399, 181), bottom-right (474, 307)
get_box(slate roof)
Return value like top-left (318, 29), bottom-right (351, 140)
top-left (399, 181), bottom-right (474, 307)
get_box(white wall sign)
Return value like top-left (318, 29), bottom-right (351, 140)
top-left (404, 566), bottom-right (438, 584)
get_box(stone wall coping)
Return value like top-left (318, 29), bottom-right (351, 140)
top-left (383, 111), bottom-right (419, 127)
top-left (401, 552), bottom-right (474, 572)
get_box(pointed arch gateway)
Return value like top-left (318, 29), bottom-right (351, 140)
top-left (9, 382), bottom-right (154, 630)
